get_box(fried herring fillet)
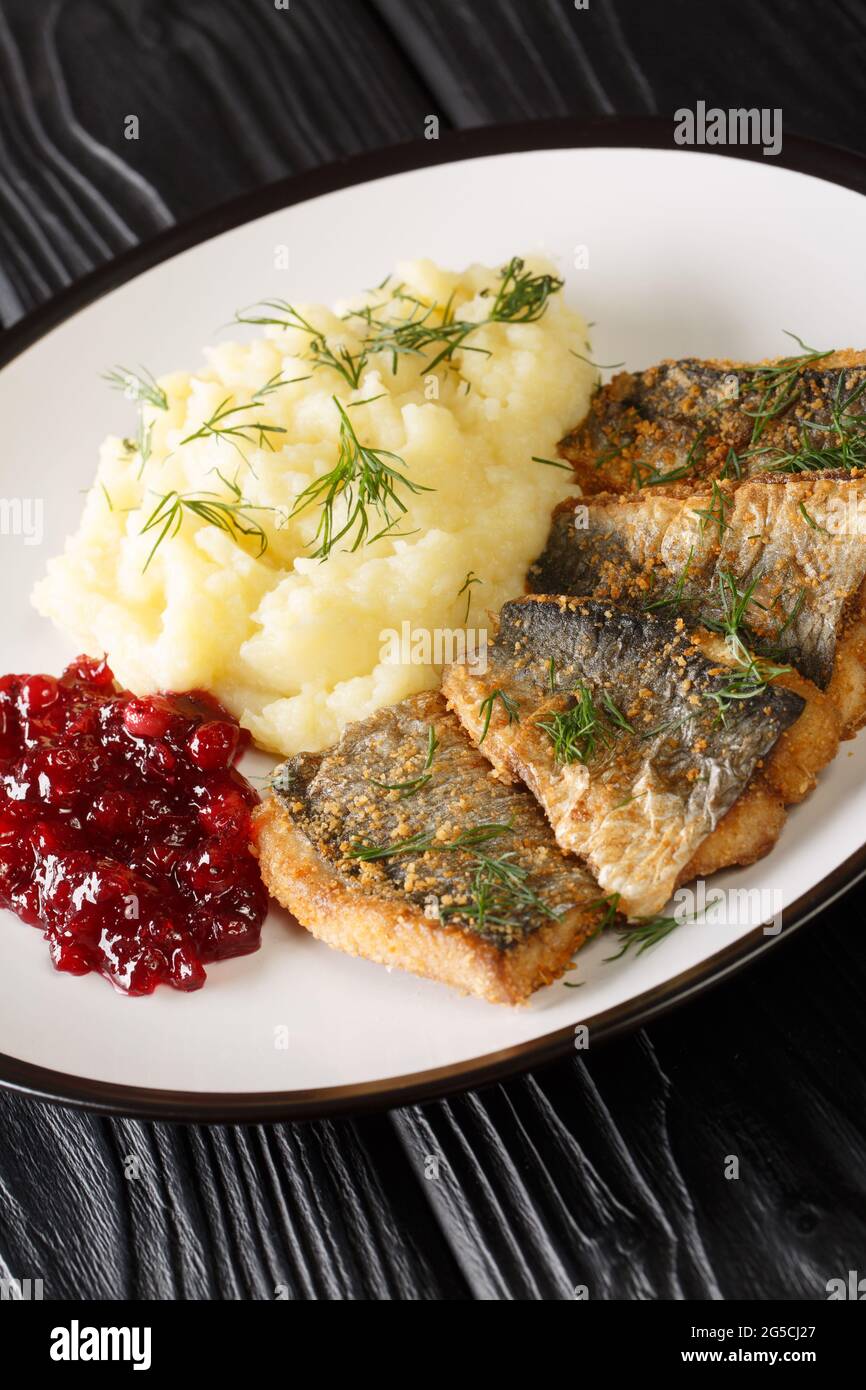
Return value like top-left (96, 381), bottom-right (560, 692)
top-left (253, 691), bottom-right (606, 1005)
top-left (559, 351), bottom-right (866, 494)
top-left (528, 472), bottom-right (866, 735)
top-left (442, 596), bottom-right (833, 919)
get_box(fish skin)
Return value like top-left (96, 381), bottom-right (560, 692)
top-left (528, 473), bottom-right (866, 696)
top-left (443, 596), bottom-right (804, 918)
top-left (269, 691), bottom-right (602, 950)
top-left (560, 351), bottom-right (866, 493)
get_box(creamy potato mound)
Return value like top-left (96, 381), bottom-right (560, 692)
top-left (33, 258), bottom-right (596, 754)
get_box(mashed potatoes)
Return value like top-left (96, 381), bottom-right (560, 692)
top-left (33, 258), bottom-right (595, 754)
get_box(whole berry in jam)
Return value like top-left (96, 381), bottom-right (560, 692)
top-left (0, 658), bottom-right (266, 994)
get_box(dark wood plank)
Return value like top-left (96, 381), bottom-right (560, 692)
top-left (393, 911), bottom-right (866, 1300)
top-left (374, 0), bottom-right (866, 153)
top-left (0, 0), bottom-right (437, 323)
top-left (0, 1094), bottom-right (468, 1298)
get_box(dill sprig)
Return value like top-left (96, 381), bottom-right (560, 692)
top-left (139, 476), bottom-right (271, 572)
top-left (633, 423), bottom-right (710, 488)
top-left (742, 332), bottom-right (834, 445)
top-left (605, 895), bottom-right (723, 960)
top-left (103, 365), bottom-right (168, 411)
top-left (691, 480), bottom-right (732, 541)
top-left (702, 569), bottom-right (762, 664)
top-left (360, 292), bottom-right (485, 373)
top-left (478, 688), bottom-right (521, 743)
top-left (234, 301), bottom-right (369, 389)
top-left (369, 725), bottom-right (439, 797)
top-left (347, 819), bottom-right (512, 862)
top-left (235, 257), bottom-right (565, 386)
top-left (252, 371), bottom-right (312, 400)
top-left (122, 412), bottom-right (155, 479)
top-left (536, 685), bottom-right (634, 765)
top-left (605, 912), bottom-right (681, 960)
top-left (751, 374), bottom-right (866, 474)
top-left (484, 257), bottom-right (564, 323)
top-left (288, 397), bottom-right (431, 560)
top-left (704, 656), bottom-right (791, 724)
top-left (179, 397), bottom-right (286, 467)
top-left (643, 546), bottom-right (695, 612)
top-left (439, 851), bottom-right (564, 932)
top-left (457, 570), bottom-right (482, 622)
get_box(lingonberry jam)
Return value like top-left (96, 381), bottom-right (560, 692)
top-left (0, 656), bottom-right (267, 994)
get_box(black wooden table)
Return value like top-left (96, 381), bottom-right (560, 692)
top-left (1, 0), bottom-right (865, 1302)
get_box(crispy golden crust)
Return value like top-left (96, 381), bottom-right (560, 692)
top-left (443, 617), bottom-right (837, 917)
top-left (678, 777), bottom-right (786, 882)
top-left (694, 634), bottom-right (841, 804)
top-left (252, 798), bottom-right (599, 1006)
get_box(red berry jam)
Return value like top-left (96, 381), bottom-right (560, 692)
top-left (0, 656), bottom-right (267, 994)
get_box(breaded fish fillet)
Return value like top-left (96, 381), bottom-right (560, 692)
top-left (560, 350), bottom-right (866, 493)
top-left (442, 597), bottom-right (828, 919)
top-left (529, 472), bottom-right (866, 735)
top-left (253, 691), bottom-right (606, 1005)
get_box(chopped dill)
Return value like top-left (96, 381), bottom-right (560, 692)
top-left (742, 332), bottom-right (834, 445)
top-left (798, 500), bottom-right (828, 532)
top-left (103, 365), bottom-right (168, 411)
top-left (536, 685), bottom-right (633, 765)
top-left (691, 480), bottom-right (732, 541)
top-left (252, 372), bottom-right (312, 400)
top-left (457, 570), bottom-right (482, 622)
top-left (532, 454), bottom-right (572, 471)
top-left (439, 851), bottom-right (563, 932)
top-left (478, 688), bottom-right (520, 743)
top-left (643, 546), bottom-right (695, 612)
top-left (288, 396), bottom-right (432, 560)
top-left (139, 476), bottom-right (271, 572)
top-left (179, 397), bottom-right (286, 468)
top-left (348, 819), bottom-right (512, 862)
top-left (369, 725), bottom-right (439, 796)
top-left (605, 895), bottom-right (724, 960)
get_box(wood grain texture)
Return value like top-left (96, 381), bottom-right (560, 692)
top-left (1, 0), bottom-right (866, 1302)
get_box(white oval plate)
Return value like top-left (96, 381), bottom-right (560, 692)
top-left (2, 122), bottom-right (866, 1119)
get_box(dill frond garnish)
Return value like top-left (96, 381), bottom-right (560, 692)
top-left (532, 454), bottom-right (572, 471)
top-left (634, 423), bottom-right (710, 488)
top-left (701, 569), bottom-right (762, 663)
top-left (691, 480), bottom-right (732, 541)
top-left (704, 656), bottom-right (791, 725)
top-left (478, 688), bottom-right (520, 743)
top-left (234, 300), bottom-right (369, 389)
top-left (439, 851), bottom-right (563, 932)
top-left (235, 257), bottom-right (565, 387)
top-left (751, 374), bottom-right (866, 474)
top-left (605, 895), bottom-right (723, 960)
top-left (369, 725), bottom-right (439, 797)
top-left (348, 819), bottom-right (513, 862)
top-left (348, 814), bottom-right (563, 932)
top-left (139, 477), bottom-right (271, 572)
top-left (457, 570), bottom-right (482, 622)
top-left (485, 257), bottom-right (564, 323)
top-left (252, 372), bottom-right (312, 400)
top-left (798, 500), bottom-right (828, 532)
top-left (536, 685), bottom-right (634, 765)
top-left (288, 397), bottom-right (431, 560)
top-left (643, 546), bottom-right (695, 612)
top-left (178, 397), bottom-right (286, 467)
top-left (742, 332), bottom-right (834, 445)
top-left (103, 365), bottom-right (168, 411)
top-left (122, 411), bottom-right (155, 478)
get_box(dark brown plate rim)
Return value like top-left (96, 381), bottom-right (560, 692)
top-left (1, 115), bottom-right (865, 1123)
